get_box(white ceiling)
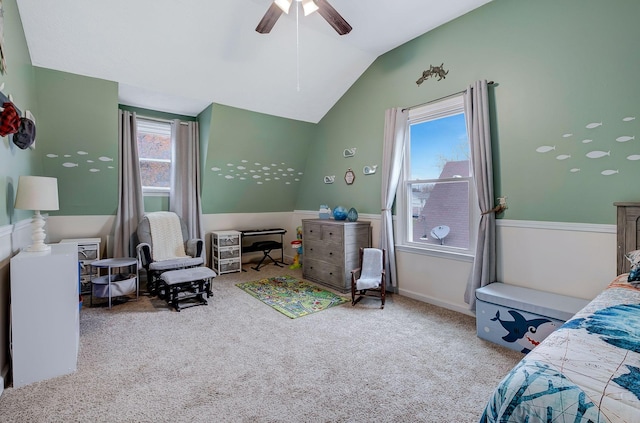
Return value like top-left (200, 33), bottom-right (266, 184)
top-left (17, 0), bottom-right (492, 123)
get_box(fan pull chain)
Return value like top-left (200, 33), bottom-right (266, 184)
top-left (296, 2), bottom-right (300, 92)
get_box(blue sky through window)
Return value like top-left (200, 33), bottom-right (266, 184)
top-left (410, 113), bottom-right (469, 180)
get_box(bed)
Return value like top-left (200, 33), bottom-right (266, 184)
top-left (480, 203), bottom-right (640, 423)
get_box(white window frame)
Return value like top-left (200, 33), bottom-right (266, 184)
top-left (136, 117), bottom-right (174, 197)
top-left (396, 95), bottom-right (479, 260)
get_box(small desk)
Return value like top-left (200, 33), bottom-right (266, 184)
top-left (90, 257), bottom-right (139, 309)
top-left (240, 228), bottom-right (286, 270)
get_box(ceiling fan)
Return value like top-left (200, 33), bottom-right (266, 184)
top-left (256, 0), bottom-right (352, 35)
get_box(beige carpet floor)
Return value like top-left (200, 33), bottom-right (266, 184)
top-left (0, 264), bottom-right (522, 422)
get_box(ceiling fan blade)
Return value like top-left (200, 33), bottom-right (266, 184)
top-left (256, 2), bottom-right (284, 34)
top-left (314, 0), bottom-right (352, 35)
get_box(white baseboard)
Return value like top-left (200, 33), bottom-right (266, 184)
top-left (398, 287), bottom-right (474, 317)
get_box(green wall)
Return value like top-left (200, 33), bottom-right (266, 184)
top-left (1, 0), bottom-right (39, 226)
top-left (200, 103), bottom-right (315, 213)
top-left (35, 68), bottom-right (119, 215)
top-left (6, 0), bottom-right (639, 226)
top-left (298, 0), bottom-right (640, 224)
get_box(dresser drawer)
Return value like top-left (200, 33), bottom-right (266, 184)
top-left (303, 222), bottom-right (323, 241)
top-left (303, 258), bottom-right (344, 290)
top-left (321, 226), bottom-right (344, 244)
top-left (305, 240), bottom-right (343, 263)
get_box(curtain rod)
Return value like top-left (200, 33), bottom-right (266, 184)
top-left (402, 81), bottom-right (494, 112)
top-left (136, 115), bottom-right (191, 126)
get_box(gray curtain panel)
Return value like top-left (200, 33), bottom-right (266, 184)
top-left (113, 110), bottom-right (145, 258)
top-left (380, 107), bottom-right (409, 290)
top-left (170, 120), bottom-right (205, 259)
top-left (463, 80), bottom-right (496, 309)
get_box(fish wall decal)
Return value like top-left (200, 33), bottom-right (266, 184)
top-left (586, 151), bottom-right (610, 159)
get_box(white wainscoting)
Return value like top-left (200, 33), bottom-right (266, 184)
top-left (397, 219), bottom-right (616, 316)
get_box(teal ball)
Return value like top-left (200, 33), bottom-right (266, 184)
top-left (332, 206), bottom-right (348, 220)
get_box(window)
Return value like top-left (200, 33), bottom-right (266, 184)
top-left (136, 118), bottom-right (173, 195)
top-left (398, 95), bottom-right (478, 255)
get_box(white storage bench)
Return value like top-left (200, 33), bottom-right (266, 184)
top-left (475, 283), bottom-right (589, 353)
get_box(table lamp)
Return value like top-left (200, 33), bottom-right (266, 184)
top-left (14, 175), bottom-right (59, 252)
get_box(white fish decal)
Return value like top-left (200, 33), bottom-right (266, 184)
top-left (108, 166), bottom-right (114, 169)
top-left (211, 167), bottom-right (221, 171)
top-left (241, 159), bottom-right (248, 163)
top-left (63, 162), bottom-right (78, 167)
top-left (77, 151), bottom-right (88, 155)
top-left (536, 146), bottom-right (555, 153)
top-left (298, 172), bottom-right (304, 175)
top-left (586, 122), bottom-right (602, 129)
top-left (257, 182), bottom-right (263, 185)
top-left (271, 164), bottom-right (277, 167)
top-left (287, 168), bottom-right (295, 172)
top-left (89, 168), bottom-right (100, 172)
top-left (295, 178), bottom-right (300, 181)
top-left (64, 154), bottom-right (71, 158)
top-left (225, 175), bottom-right (234, 179)
top-left (262, 166), bottom-right (270, 170)
top-left (98, 156), bottom-right (113, 162)
top-left (582, 139), bottom-right (593, 144)
top-left (586, 150), bottom-right (610, 159)
top-left (616, 136), bottom-right (635, 142)
top-left (623, 117), bottom-right (636, 122)
top-left (239, 177), bottom-right (246, 180)
top-left (254, 162), bottom-right (261, 166)
top-left (570, 168), bottom-right (581, 173)
top-left (237, 166), bottom-right (246, 170)
top-left (87, 160), bottom-right (94, 163)
top-left (252, 175), bottom-right (261, 179)
top-left (265, 178), bottom-right (272, 181)
top-left (627, 155), bottom-right (640, 161)
top-left (601, 170), bottom-right (619, 176)
top-left (46, 153), bottom-right (58, 158)
top-left (556, 154), bottom-right (571, 160)
top-left (562, 133), bottom-right (573, 138)
top-left (286, 182), bottom-right (291, 185)
top-left (227, 163), bottom-right (234, 167)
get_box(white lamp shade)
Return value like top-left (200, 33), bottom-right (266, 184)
top-left (14, 176), bottom-right (60, 211)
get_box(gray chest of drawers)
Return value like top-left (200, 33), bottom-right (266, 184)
top-left (302, 219), bottom-right (371, 293)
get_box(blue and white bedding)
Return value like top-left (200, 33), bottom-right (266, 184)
top-left (480, 275), bottom-right (640, 423)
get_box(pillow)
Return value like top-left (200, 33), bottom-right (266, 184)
top-left (625, 250), bottom-right (640, 282)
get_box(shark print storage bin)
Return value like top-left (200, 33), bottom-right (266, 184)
top-left (475, 283), bottom-right (589, 353)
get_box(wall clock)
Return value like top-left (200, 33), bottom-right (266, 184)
top-left (344, 168), bottom-right (355, 185)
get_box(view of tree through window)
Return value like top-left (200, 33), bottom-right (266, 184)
top-left (136, 118), bottom-right (172, 193)
top-left (403, 99), bottom-right (474, 251)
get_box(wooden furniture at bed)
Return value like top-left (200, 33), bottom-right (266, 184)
top-left (614, 202), bottom-right (640, 274)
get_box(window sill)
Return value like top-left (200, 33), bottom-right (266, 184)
top-left (143, 191), bottom-right (169, 197)
top-left (395, 244), bottom-right (474, 262)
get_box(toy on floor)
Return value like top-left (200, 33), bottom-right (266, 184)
top-left (289, 226), bottom-right (303, 269)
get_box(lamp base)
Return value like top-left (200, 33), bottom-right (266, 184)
top-left (26, 210), bottom-right (50, 253)
top-left (24, 243), bottom-right (51, 253)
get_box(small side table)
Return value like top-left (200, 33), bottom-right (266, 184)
top-left (90, 257), bottom-right (139, 309)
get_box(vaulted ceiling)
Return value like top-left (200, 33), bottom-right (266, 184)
top-left (17, 0), bottom-right (492, 123)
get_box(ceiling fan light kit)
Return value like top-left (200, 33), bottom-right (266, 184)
top-left (257, 0), bottom-right (352, 35)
